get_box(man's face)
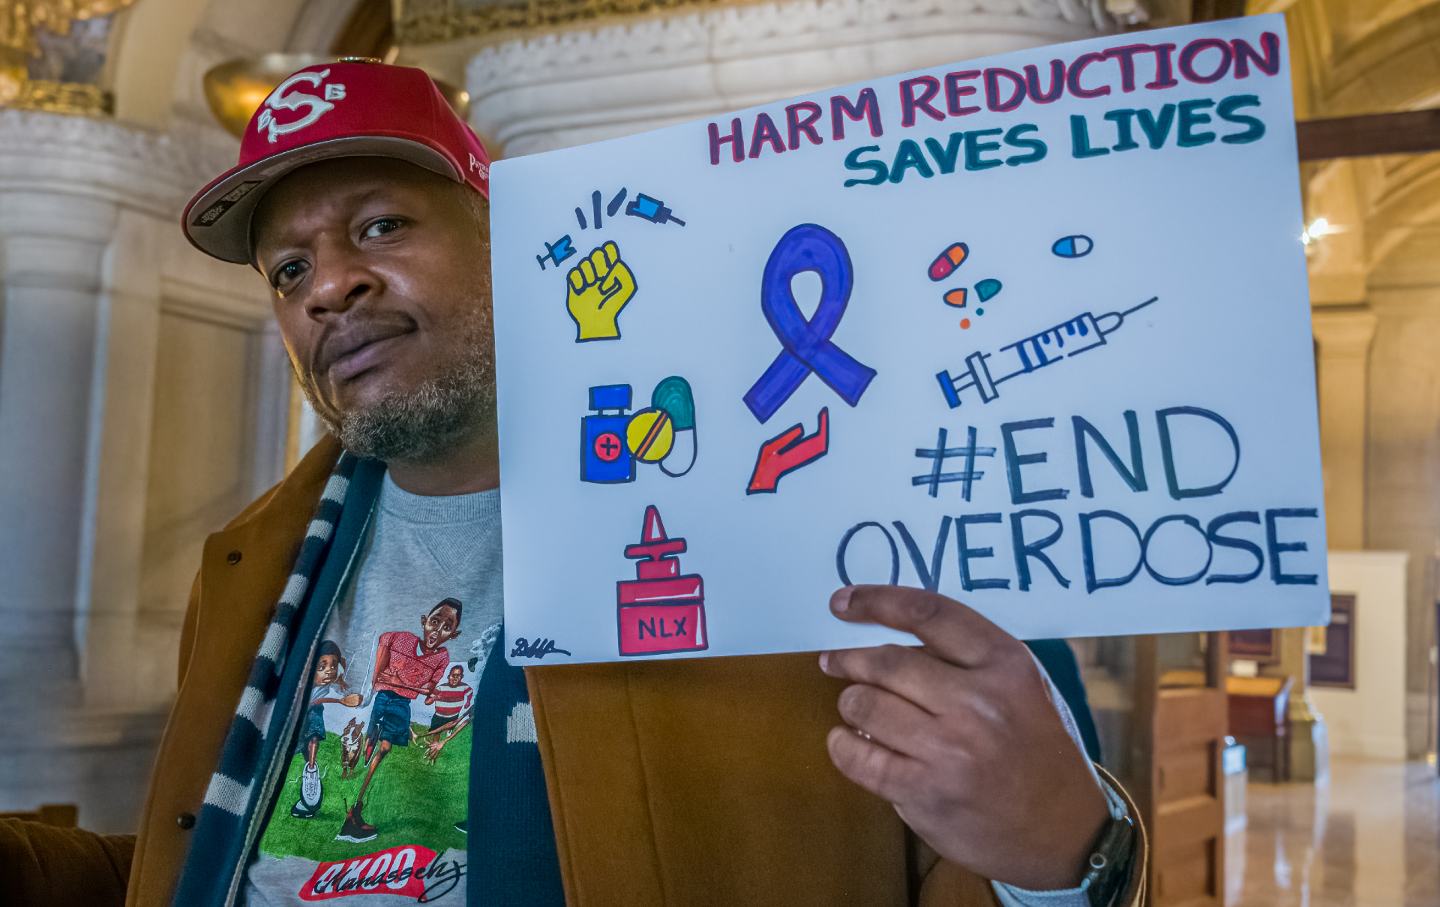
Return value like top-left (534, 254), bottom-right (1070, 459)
top-left (420, 605), bottom-right (461, 652)
top-left (447, 666), bottom-right (463, 686)
top-left (252, 157), bottom-right (495, 461)
top-left (315, 654), bottom-right (340, 685)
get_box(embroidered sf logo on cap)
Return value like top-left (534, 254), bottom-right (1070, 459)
top-left (256, 68), bottom-right (348, 144)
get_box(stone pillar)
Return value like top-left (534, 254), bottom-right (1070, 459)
top-left (0, 111), bottom-right (200, 703)
top-left (1359, 290), bottom-right (1440, 758)
top-left (77, 205), bottom-right (166, 710)
top-left (1271, 308), bottom-right (1375, 782)
top-left (0, 189), bottom-right (117, 685)
top-left (1313, 308), bottom-right (1377, 550)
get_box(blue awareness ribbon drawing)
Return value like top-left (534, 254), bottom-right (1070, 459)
top-left (743, 224), bottom-right (877, 423)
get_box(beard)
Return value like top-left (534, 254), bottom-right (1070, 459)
top-left (298, 302), bottom-right (497, 464)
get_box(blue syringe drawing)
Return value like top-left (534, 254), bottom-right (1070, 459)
top-left (935, 296), bottom-right (1159, 408)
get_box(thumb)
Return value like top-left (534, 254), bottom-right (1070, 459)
top-left (599, 268), bottom-right (635, 310)
top-left (764, 425), bottom-right (805, 453)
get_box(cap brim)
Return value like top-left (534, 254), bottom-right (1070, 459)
top-left (182, 135), bottom-right (463, 264)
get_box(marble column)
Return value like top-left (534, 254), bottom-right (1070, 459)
top-left (0, 109), bottom-right (269, 829)
top-left (0, 188), bottom-right (116, 685)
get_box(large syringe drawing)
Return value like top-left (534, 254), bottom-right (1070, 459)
top-left (935, 296), bottom-right (1160, 408)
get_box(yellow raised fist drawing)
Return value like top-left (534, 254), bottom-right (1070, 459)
top-left (566, 240), bottom-right (637, 342)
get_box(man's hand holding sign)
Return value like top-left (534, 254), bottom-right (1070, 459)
top-left (822, 585), bottom-right (1109, 893)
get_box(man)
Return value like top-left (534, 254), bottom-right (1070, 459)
top-left (0, 60), bottom-right (1143, 905)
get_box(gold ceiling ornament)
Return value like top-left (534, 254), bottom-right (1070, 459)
top-left (202, 54), bottom-right (472, 138)
top-left (393, 0), bottom-right (775, 45)
top-left (12, 77), bottom-right (111, 114)
top-left (1, 0), bottom-right (137, 111)
top-left (1, 48), bottom-right (25, 107)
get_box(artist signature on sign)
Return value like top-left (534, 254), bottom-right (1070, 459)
top-left (510, 637), bottom-right (572, 660)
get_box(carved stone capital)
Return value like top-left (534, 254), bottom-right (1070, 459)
top-left (409, 0), bottom-right (1121, 45)
top-left (0, 110), bottom-right (228, 218)
top-left (466, 0), bottom-right (1130, 155)
top-left (1312, 308), bottom-right (1378, 358)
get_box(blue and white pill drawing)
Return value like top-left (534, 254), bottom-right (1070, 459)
top-left (1052, 235), bottom-right (1094, 259)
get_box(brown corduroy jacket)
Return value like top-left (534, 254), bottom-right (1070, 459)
top-left (0, 437), bottom-right (1145, 906)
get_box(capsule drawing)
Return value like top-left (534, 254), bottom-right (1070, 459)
top-left (1052, 235), bottom-right (1094, 259)
top-left (928, 242), bottom-right (969, 281)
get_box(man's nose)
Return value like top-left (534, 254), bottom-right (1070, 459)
top-left (305, 245), bottom-right (379, 320)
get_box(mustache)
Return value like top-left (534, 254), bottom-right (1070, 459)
top-left (310, 315), bottom-right (416, 378)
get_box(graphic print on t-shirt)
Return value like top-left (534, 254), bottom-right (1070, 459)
top-left (254, 599), bottom-right (501, 903)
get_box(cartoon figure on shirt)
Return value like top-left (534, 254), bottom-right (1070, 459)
top-left (427, 665), bottom-right (474, 733)
top-left (291, 640), bottom-right (362, 819)
top-left (411, 664), bottom-right (474, 765)
top-left (338, 598), bottom-right (462, 844)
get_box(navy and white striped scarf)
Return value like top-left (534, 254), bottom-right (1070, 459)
top-left (173, 452), bottom-right (361, 905)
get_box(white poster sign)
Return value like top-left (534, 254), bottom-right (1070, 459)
top-left (490, 15), bottom-right (1329, 665)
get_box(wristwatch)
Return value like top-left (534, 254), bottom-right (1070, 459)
top-left (1082, 810), bottom-right (1136, 907)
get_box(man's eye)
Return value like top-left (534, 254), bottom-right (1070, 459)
top-left (362, 217), bottom-right (404, 239)
top-left (271, 260), bottom-right (307, 290)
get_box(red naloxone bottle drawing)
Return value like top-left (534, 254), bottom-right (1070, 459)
top-left (616, 505), bottom-right (708, 656)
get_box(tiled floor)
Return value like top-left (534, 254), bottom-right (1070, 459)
top-left (1227, 758), bottom-right (1440, 907)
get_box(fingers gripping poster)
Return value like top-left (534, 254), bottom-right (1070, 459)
top-left (490, 15), bottom-right (1329, 666)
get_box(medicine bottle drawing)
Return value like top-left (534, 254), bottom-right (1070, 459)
top-left (616, 506), bottom-right (708, 656)
top-left (581, 384), bottom-right (635, 483)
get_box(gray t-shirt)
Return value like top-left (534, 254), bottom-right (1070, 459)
top-left (244, 474), bottom-right (503, 906)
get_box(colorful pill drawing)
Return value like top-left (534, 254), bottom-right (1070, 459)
top-left (627, 408), bottom-right (674, 462)
top-left (944, 287), bottom-right (968, 308)
top-left (928, 242), bottom-right (969, 281)
top-left (975, 278), bottom-right (1002, 302)
top-left (1052, 235), bottom-right (1094, 258)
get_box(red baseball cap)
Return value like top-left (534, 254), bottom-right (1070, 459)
top-left (183, 58), bottom-right (491, 264)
